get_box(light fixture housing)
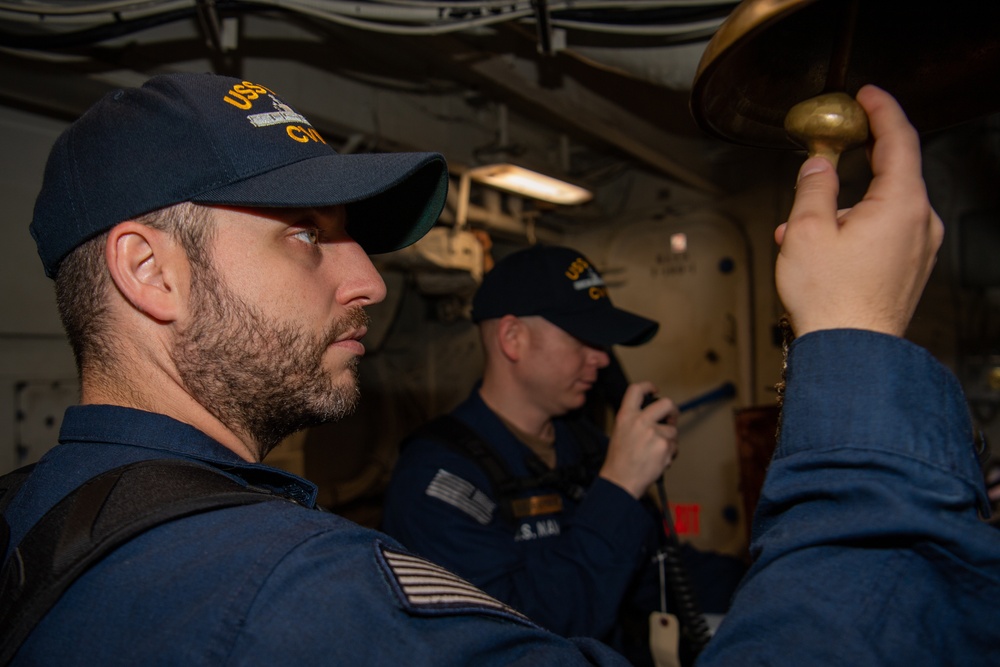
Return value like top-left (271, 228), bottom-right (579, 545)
top-left (467, 163), bottom-right (593, 205)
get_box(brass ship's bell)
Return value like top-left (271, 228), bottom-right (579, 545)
top-left (691, 0), bottom-right (1000, 165)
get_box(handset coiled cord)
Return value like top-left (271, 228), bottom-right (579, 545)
top-left (654, 476), bottom-right (712, 665)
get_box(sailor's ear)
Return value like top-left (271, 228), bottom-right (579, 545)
top-left (495, 314), bottom-right (526, 361)
top-left (104, 221), bottom-right (188, 322)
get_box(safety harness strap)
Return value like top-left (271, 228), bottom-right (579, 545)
top-left (0, 464), bottom-right (35, 560)
top-left (409, 414), bottom-right (606, 523)
top-left (0, 459), bottom-right (281, 664)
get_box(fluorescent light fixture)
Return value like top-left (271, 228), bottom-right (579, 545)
top-left (467, 163), bottom-right (592, 205)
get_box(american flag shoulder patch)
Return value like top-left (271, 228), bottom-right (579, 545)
top-left (425, 469), bottom-right (496, 525)
top-left (376, 541), bottom-right (533, 626)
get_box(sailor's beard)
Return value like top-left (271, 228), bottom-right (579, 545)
top-left (173, 263), bottom-right (366, 459)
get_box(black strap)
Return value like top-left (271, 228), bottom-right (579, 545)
top-left (0, 459), bottom-right (281, 664)
top-left (408, 414), bottom-right (606, 522)
top-left (412, 415), bottom-right (522, 517)
top-left (0, 465), bottom-right (36, 560)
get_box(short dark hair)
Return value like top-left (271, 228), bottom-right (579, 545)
top-left (54, 202), bottom-right (215, 377)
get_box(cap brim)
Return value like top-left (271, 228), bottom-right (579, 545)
top-left (543, 307), bottom-right (659, 347)
top-left (191, 152), bottom-right (448, 254)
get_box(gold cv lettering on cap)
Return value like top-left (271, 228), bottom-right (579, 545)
top-left (286, 125), bottom-right (327, 144)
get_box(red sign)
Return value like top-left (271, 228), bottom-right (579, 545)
top-left (670, 503), bottom-right (701, 536)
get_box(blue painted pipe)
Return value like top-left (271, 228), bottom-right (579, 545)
top-left (678, 381), bottom-right (736, 413)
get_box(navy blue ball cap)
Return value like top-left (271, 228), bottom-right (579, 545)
top-left (471, 244), bottom-right (659, 347)
top-left (30, 72), bottom-right (449, 278)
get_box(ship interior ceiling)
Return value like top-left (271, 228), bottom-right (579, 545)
top-left (2, 1), bottom-right (1000, 552)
